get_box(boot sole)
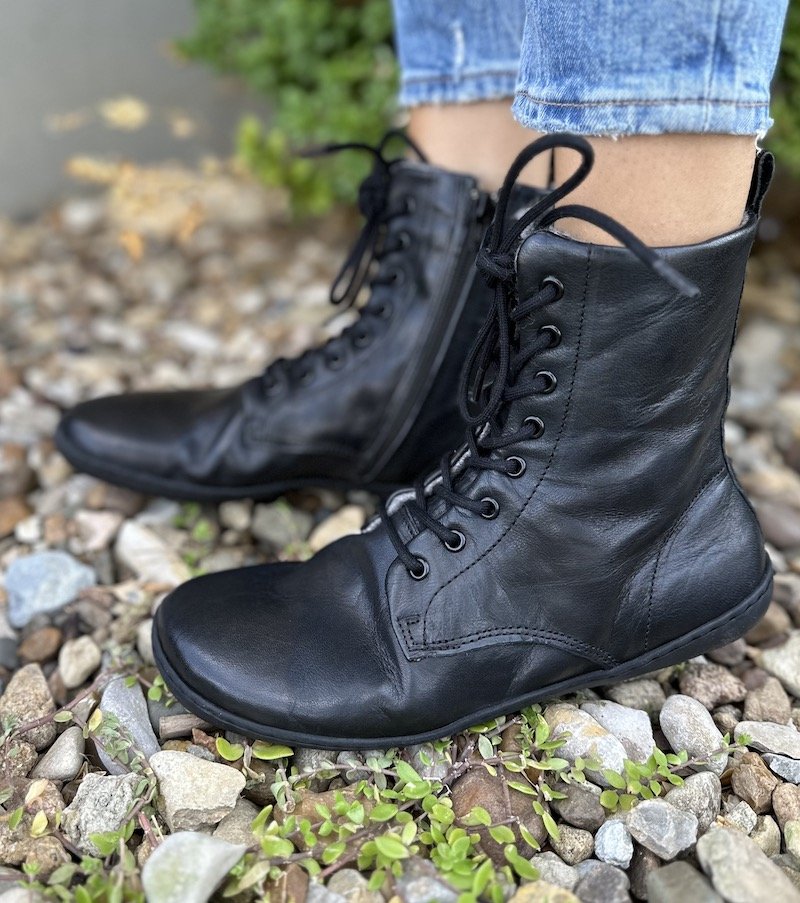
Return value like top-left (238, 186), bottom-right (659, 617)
top-left (152, 562), bottom-right (774, 750)
top-left (54, 425), bottom-right (403, 502)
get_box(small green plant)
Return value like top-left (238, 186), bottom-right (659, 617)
top-left (179, 0), bottom-right (398, 214)
top-left (770, 0), bottom-right (800, 177)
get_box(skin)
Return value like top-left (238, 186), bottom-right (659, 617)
top-left (409, 104), bottom-right (756, 247)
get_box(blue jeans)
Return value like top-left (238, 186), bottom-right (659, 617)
top-left (392, 0), bottom-right (788, 135)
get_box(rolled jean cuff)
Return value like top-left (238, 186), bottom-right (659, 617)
top-left (512, 92), bottom-right (773, 137)
top-left (399, 70), bottom-right (519, 107)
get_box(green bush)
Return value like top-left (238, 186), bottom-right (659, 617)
top-left (178, 0), bottom-right (398, 215)
top-left (770, 0), bottom-right (800, 177)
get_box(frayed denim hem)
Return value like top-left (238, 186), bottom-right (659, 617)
top-left (399, 70), bottom-right (518, 107)
top-left (512, 92), bottom-right (773, 137)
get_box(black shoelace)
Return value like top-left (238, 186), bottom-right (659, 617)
top-left (380, 133), bottom-right (700, 579)
top-left (262, 130), bottom-right (427, 394)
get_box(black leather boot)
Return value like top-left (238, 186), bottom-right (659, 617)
top-left (153, 135), bottom-right (775, 749)
top-left (56, 133), bottom-right (516, 501)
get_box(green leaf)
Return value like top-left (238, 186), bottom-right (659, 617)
top-left (374, 833), bottom-right (409, 860)
top-left (216, 737), bottom-right (244, 762)
top-left (8, 807), bottom-right (23, 830)
top-left (29, 810), bottom-right (48, 837)
top-left (478, 734), bottom-right (494, 760)
top-left (505, 845), bottom-right (539, 880)
top-left (519, 823), bottom-right (541, 852)
top-left (369, 803), bottom-right (398, 822)
top-left (603, 769), bottom-right (627, 790)
top-left (394, 760), bottom-right (423, 784)
top-left (89, 832), bottom-right (119, 857)
top-left (53, 711), bottom-right (74, 723)
top-left (462, 806), bottom-right (492, 827)
top-left (488, 825), bottom-right (516, 845)
top-left (321, 840), bottom-right (346, 864)
top-left (251, 741), bottom-right (293, 761)
top-left (599, 790), bottom-right (619, 810)
top-left (368, 870), bottom-right (387, 891)
top-left (260, 835), bottom-right (294, 858)
top-left (541, 809), bottom-right (560, 842)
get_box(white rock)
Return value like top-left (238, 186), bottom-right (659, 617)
top-left (31, 726), bottom-right (85, 781)
top-left (594, 819), bottom-right (634, 869)
top-left (142, 831), bottom-right (246, 903)
top-left (58, 636), bottom-right (101, 689)
top-left (62, 772), bottom-right (140, 855)
top-left (114, 521), bottom-right (190, 586)
top-left (581, 700), bottom-right (655, 762)
top-left (308, 505), bottom-right (365, 552)
top-left (735, 720), bottom-right (800, 759)
top-left (544, 704), bottom-right (627, 785)
top-left (627, 799), bottom-right (698, 860)
top-left (660, 695), bottom-right (728, 775)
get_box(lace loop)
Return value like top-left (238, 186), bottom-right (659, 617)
top-left (380, 133), bottom-right (700, 579)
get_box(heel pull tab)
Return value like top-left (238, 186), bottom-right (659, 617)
top-left (746, 150), bottom-right (775, 217)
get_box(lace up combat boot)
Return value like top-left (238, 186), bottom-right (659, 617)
top-left (152, 135), bottom-right (774, 748)
top-left (56, 133), bottom-right (520, 501)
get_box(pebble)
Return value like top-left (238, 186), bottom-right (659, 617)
top-left (751, 814), bottom-right (782, 857)
top-left (724, 800), bottom-right (759, 834)
top-left (764, 753), bottom-right (800, 783)
top-left (660, 694), bottom-right (728, 775)
top-left (0, 664), bottom-right (56, 750)
top-left (408, 742), bottom-right (451, 783)
top-left (136, 619), bottom-right (154, 666)
top-left (141, 831), bottom-right (246, 903)
top-left (308, 505), bottom-right (365, 552)
top-left (62, 772), bottom-right (140, 855)
top-left (31, 726), bottom-right (85, 781)
top-left (508, 883), bottom-right (579, 903)
top-left (114, 521), bottom-right (191, 586)
top-left (735, 720), bottom-right (800, 758)
top-left (678, 662), bottom-right (746, 710)
top-left (327, 868), bottom-right (383, 903)
top-left (150, 750), bottom-right (245, 831)
top-left (395, 858), bottom-right (459, 903)
top-left (646, 861), bottom-right (722, 903)
top-left (307, 884), bottom-right (347, 903)
top-left (58, 636), bottom-right (101, 689)
top-left (626, 799), bottom-right (698, 860)
top-left (550, 781), bottom-right (605, 832)
top-left (760, 631), bottom-right (800, 697)
top-left (18, 627), bottom-right (62, 664)
top-left (212, 797), bottom-right (260, 846)
top-left (664, 771), bottom-right (721, 834)
top-left (743, 676), bottom-right (792, 724)
top-left (250, 501), bottom-right (313, 548)
top-left (97, 676), bottom-right (160, 775)
top-left (746, 601), bottom-right (792, 645)
top-left (529, 852), bottom-right (579, 890)
top-left (707, 638), bottom-right (747, 666)
top-left (4, 551), bottom-right (95, 628)
top-left (0, 498), bottom-right (31, 539)
top-left (730, 752), bottom-right (779, 813)
top-left (543, 704), bottom-right (626, 785)
top-left (217, 500), bottom-right (252, 533)
top-left (628, 846), bottom-right (660, 900)
top-left (593, 819), bottom-right (633, 869)
top-left (580, 700), bottom-right (655, 762)
top-left (772, 782), bottom-right (800, 831)
top-left (549, 825), bottom-right (594, 865)
top-left (573, 861), bottom-right (631, 903)
top-left (696, 826), bottom-right (800, 902)
top-left (604, 679), bottom-right (666, 719)
top-left (72, 510), bottom-right (123, 553)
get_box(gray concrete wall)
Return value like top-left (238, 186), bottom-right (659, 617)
top-left (0, 0), bottom-right (267, 217)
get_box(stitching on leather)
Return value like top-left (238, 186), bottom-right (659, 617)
top-left (416, 246), bottom-right (591, 645)
top-left (407, 625), bottom-right (617, 668)
top-left (644, 466), bottom-right (727, 651)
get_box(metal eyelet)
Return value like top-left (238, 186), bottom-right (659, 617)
top-left (353, 330), bottom-right (373, 348)
top-left (325, 352), bottom-right (345, 370)
top-left (480, 497), bottom-right (500, 519)
top-left (390, 268), bottom-right (406, 286)
top-left (541, 276), bottom-right (565, 300)
top-left (539, 324), bottom-right (562, 348)
top-left (505, 456), bottom-right (526, 478)
top-left (376, 300), bottom-right (393, 320)
top-left (409, 557), bottom-right (429, 580)
top-left (536, 370), bottom-right (558, 394)
top-left (524, 416), bottom-right (545, 439)
top-left (444, 529), bottom-right (466, 552)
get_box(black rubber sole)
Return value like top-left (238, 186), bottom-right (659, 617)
top-left (152, 562), bottom-right (774, 751)
top-left (54, 425), bottom-right (402, 503)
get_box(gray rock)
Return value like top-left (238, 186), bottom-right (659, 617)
top-left (0, 889), bottom-right (47, 903)
top-left (751, 814), bottom-right (781, 857)
top-left (0, 664), bottom-right (56, 750)
top-left (250, 501), bottom-right (313, 548)
top-left (664, 771), bottom-right (721, 834)
top-left (627, 799), bottom-right (698, 860)
top-left (307, 885), bottom-right (346, 903)
top-left (574, 860), bottom-right (631, 903)
top-left (724, 800), bottom-right (758, 834)
top-left (5, 551), bottom-right (95, 628)
top-left (764, 753), bottom-right (800, 783)
top-left (62, 772), bottom-right (140, 855)
top-left (97, 676), bottom-right (160, 775)
top-left (550, 824), bottom-right (594, 865)
top-left (544, 704), bottom-right (626, 785)
top-left (529, 852), bottom-right (579, 890)
top-left (628, 845), bottom-right (661, 900)
top-left (114, 521), bottom-right (191, 586)
top-left (141, 831), bottom-right (246, 903)
top-left (771, 854), bottom-right (800, 892)
top-left (594, 819), bottom-right (633, 869)
top-left (395, 858), bottom-right (458, 903)
top-left (136, 619), bottom-right (154, 666)
top-left (58, 636), bottom-right (101, 689)
top-left (696, 826), bottom-right (800, 902)
top-left (212, 798), bottom-right (260, 846)
top-left (605, 679), bottom-right (666, 720)
top-left (550, 781), bottom-right (605, 831)
top-left (150, 750), bottom-right (245, 831)
top-left (743, 677), bottom-right (792, 724)
top-left (294, 747), bottom-right (338, 792)
top-left (581, 700), bottom-right (655, 763)
top-left (677, 662), bottom-right (746, 710)
top-left (760, 631), bottom-right (800, 697)
top-left (735, 720), bottom-right (800, 759)
top-left (327, 868), bottom-right (382, 903)
top-left (409, 742), bottom-right (451, 782)
top-left (659, 695), bottom-right (728, 775)
top-left (647, 861), bottom-right (722, 903)
top-left (31, 726), bottom-right (85, 781)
